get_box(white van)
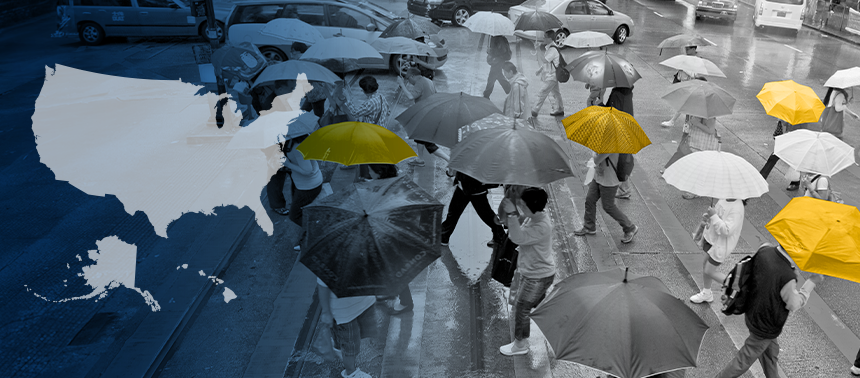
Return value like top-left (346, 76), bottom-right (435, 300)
top-left (753, 0), bottom-right (805, 31)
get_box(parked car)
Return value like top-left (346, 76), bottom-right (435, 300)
top-left (225, 0), bottom-right (448, 73)
top-left (406, 0), bottom-right (527, 26)
top-left (696, 0), bottom-right (738, 22)
top-left (508, 0), bottom-right (633, 44)
top-left (55, 0), bottom-right (232, 45)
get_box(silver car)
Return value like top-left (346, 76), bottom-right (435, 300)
top-left (508, 0), bottom-right (634, 44)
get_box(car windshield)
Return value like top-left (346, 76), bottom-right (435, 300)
top-left (355, 1), bottom-right (399, 20)
top-left (519, 0), bottom-right (565, 11)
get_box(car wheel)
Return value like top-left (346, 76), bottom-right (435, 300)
top-left (78, 22), bottom-right (105, 46)
top-left (613, 25), bottom-right (628, 44)
top-left (199, 20), bottom-right (226, 43)
top-left (553, 29), bottom-right (569, 45)
top-left (695, 14), bottom-right (701, 20)
top-left (452, 7), bottom-right (471, 27)
top-left (260, 47), bottom-right (287, 63)
top-left (390, 54), bottom-right (411, 76)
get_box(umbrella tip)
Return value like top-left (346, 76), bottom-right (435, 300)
top-left (623, 267), bottom-right (629, 283)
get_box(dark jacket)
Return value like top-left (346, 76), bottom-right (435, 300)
top-left (454, 172), bottom-right (498, 196)
top-left (487, 35), bottom-right (512, 66)
top-left (745, 245), bottom-right (797, 339)
top-left (605, 86), bottom-right (634, 116)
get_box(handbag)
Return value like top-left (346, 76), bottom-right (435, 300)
top-left (490, 234), bottom-right (518, 287)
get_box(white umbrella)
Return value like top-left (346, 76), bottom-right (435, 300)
top-left (662, 150), bottom-right (769, 199)
top-left (659, 55), bottom-right (726, 78)
top-left (774, 129), bottom-right (855, 177)
top-left (462, 11), bottom-right (515, 36)
top-left (562, 31), bottom-right (614, 49)
top-left (300, 37), bottom-right (384, 72)
top-left (824, 67), bottom-right (860, 89)
top-left (259, 18), bottom-right (324, 45)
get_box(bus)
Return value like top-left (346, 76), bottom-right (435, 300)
top-left (753, 0), bottom-right (806, 31)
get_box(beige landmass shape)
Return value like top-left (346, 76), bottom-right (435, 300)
top-left (26, 236), bottom-right (161, 311)
top-left (32, 64), bottom-right (314, 238)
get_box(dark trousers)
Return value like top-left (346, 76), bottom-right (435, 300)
top-left (288, 181), bottom-right (322, 227)
top-left (310, 100), bottom-right (325, 117)
top-left (397, 284), bottom-right (412, 307)
top-left (441, 187), bottom-right (505, 243)
top-left (716, 332), bottom-right (780, 378)
top-left (855, 347), bottom-right (860, 368)
top-left (266, 167), bottom-right (288, 210)
top-left (360, 164), bottom-right (397, 180)
top-left (760, 154), bottom-right (799, 185)
top-left (483, 63), bottom-right (511, 98)
top-left (583, 181), bottom-right (635, 233)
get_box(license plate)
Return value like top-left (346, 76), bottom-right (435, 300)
top-left (721, 10), bottom-right (727, 14)
top-left (777, 10), bottom-right (787, 17)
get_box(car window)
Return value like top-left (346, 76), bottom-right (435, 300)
top-left (137, 0), bottom-right (173, 7)
top-left (293, 4), bottom-right (327, 26)
top-left (587, 0), bottom-right (610, 14)
top-left (74, 0), bottom-right (132, 6)
top-left (234, 4), bottom-right (285, 24)
top-left (565, 1), bottom-right (587, 14)
top-left (329, 5), bottom-right (374, 29)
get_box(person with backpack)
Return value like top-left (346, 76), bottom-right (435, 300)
top-left (715, 242), bottom-right (823, 378)
top-left (501, 62), bottom-right (530, 119)
top-left (604, 86), bottom-right (635, 199)
top-left (573, 153), bottom-right (638, 244)
top-left (759, 119), bottom-right (804, 191)
top-left (484, 35), bottom-right (513, 99)
top-left (689, 198), bottom-right (744, 304)
top-left (531, 30), bottom-right (565, 118)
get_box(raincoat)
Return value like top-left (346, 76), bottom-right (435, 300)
top-left (503, 73), bottom-right (530, 119)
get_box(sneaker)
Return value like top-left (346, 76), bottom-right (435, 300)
top-left (390, 301), bottom-right (414, 315)
top-left (294, 245), bottom-right (301, 251)
top-left (531, 110), bottom-right (538, 118)
top-left (499, 342), bottom-right (529, 356)
top-left (341, 368), bottom-right (372, 378)
top-left (487, 240), bottom-right (496, 248)
top-left (621, 225), bottom-right (638, 244)
top-left (786, 182), bottom-right (800, 191)
top-left (441, 240), bottom-right (449, 246)
top-left (573, 227), bottom-right (596, 236)
top-left (850, 365), bottom-right (860, 376)
top-left (408, 159), bottom-right (426, 167)
top-left (615, 192), bottom-right (631, 199)
top-left (550, 110), bottom-right (564, 116)
top-left (690, 289), bottom-right (714, 303)
top-left (681, 192), bottom-right (699, 200)
top-left (661, 120), bottom-right (673, 127)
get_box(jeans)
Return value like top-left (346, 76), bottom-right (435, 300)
top-left (266, 167), bottom-right (288, 210)
top-left (583, 181), bottom-right (634, 233)
top-left (513, 274), bottom-right (554, 340)
top-left (440, 187), bottom-right (505, 243)
top-left (715, 332), bottom-right (780, 378)
top-left (288, 182), bottom-right (322, 227)
top-left (532, 80), bottom-right (563, 114)
top-left (484, 63), bottom-right (511, 98)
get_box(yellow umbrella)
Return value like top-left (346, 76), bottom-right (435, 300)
top-left (562, 106), bottom-right (652, 154)
top-left (296, 121), bottom-right (417, 165)
top-left (765, 196), bottom-right (860, 283)
top-left (756, 80), bottom-right (825, 125)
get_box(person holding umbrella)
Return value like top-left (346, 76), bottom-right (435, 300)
top-left (760, 119), bottom-right (802, 191)
top-left (498, 187), bottom-right (556, 356)
top-left (604, 86), bottom-right (635, 199)
top-left (441, 171), bottom-right (506, 247)
top-left (397, 67), bottom-right (451, 167)
top-left (689, 198), bottom-right (744, 303)
top-left (280, 134), bottom-right (323, 251)
top-left (337, 76), bottom-right (397, 180)
top-left (574, 153), bottom-right (639, 243)
top-left (815, 86), bottom-right (859, 139)
top-left (316, 277), bottom-right (376, 378)
top-left (501, 62), bottom-right (530, 119)
top-left (531, 30), bottom-right (565, 118)
top-left (484, 35), bottom-right (512, 99)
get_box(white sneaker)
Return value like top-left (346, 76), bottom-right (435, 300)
top-left (341, 368), bottom-right (372, 378)
top-left (690, 289), bottom-right (714, 303)
top-left (850, 365), bottom-right (860, 376)
top-left (294, 245), bottom-right (301, 251)
top-left (499, 341), bottom-right (529, 356)
top-left (661, 120), bottom-right (673, 127)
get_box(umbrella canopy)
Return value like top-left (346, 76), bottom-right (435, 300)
top-left (211, 42), bottom-right (268, 83)
top-left (296, 121), bottom-right (417, 165)
top-left (661, 80), bottom-right (736, 118)
top-left (259, 18), bottom-right (324, 45)
top-left (531, 268), bottom-right (709, 378)
top-left (756, 80), bottom-right (826, 125)
top-left (824, 66), bottom-right (860, 89)
top-left (370, 36), bottom-right (438, 56)
top-left (251, 60), bottom-right (341, 89)
top-left (563, 106), bottom-right (652, 154)
top-left (300, 37), bottom-right (384, 73)
top-left (562, 31), bottom-right (614, 48)
top-left (514, 10), bottom-right (562, 31)
top-left (448, 125), bottom-right (574, 186)
top-left (396, 92), bottom-right (502, 148)
top-left (458, 113), bottom-right (531, 142)
top-left (773, 129), bottom-right (856, 177)
top-left (462, 11), bottom-right (515, 36)
top-left (227, 111), bottom-right (319, 150)
top-left (657, 34), bottom-right (716, 49)
top-left (566, 50), bottom-right (642, 88)
top-left (300, 175), bottom-right (444, 297)
top-left (765, 196), bottom-right (860, 284)
top-left (662, 150), bottom-right (769, 199)
top-left (379, 15), bottom-right (441, 39)
top-left (659, 55), bottom-right (726, 78)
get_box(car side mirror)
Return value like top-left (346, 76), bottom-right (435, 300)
top-left (366, 23), bottom-right (377, 31)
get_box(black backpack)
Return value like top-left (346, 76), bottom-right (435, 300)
top-left (607, 154), bottom-right (634, 181)
top-left (720, 254), bottom-right (755, 316)
top-left (553, 46), bottom-right (570, 83)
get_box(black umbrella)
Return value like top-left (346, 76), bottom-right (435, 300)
top-left (379, 15), bottom-right (442, 39)
top-left (514, 10), bottom-right (562, 32)
top-left (300, 175), bottom-right (444, 297)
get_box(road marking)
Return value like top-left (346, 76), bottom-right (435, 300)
top-left (703, 37), bottom-right (716, 46)
top-left (654, 11), bottom-right (664, 17)
top-left (784, 44), bottom-right (803, 53)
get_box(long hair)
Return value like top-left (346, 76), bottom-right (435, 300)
top-left (822, 87), bottom-right (848, 107)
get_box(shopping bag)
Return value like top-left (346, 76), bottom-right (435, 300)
top-left (490, 235), bottom-right (518, 287)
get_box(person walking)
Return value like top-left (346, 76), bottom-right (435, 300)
top-left (484, 35), bottom-right (512, 99)
top-left (498, 188), bottom-right (555, 356)
top-left (281, 134), bottom-right (323, 251)
top-left (585, 83), bottom-right (605, 107)
top-left (661, 69), bottom-right (702, 128)
top-left (501, 62), bottom-right (530, 119)
top-left (689, 198), bottom-right (744, 303)
top-left (574, 153), bottom-right (639, 243)
top-left (604, 86), bottom-right (635, 199)
top-left (851, 347), bottom-right (860, 376)
top-left (714, 242), bottom-right (824, 378)
top-left (531, 30), bottom-right (564, 118)
top-left (759, 119), bottom-right (801, 191)
top-left (397, 67), bottom-right (451, 167)
top-left (812, 86), bottom-right (859, 140)
top-left (317, 277), bottom-right (377, 378)
top-left (338, 76), bottom-right (396, 180)
top-left (441, 171), bottom-right (506, 247)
